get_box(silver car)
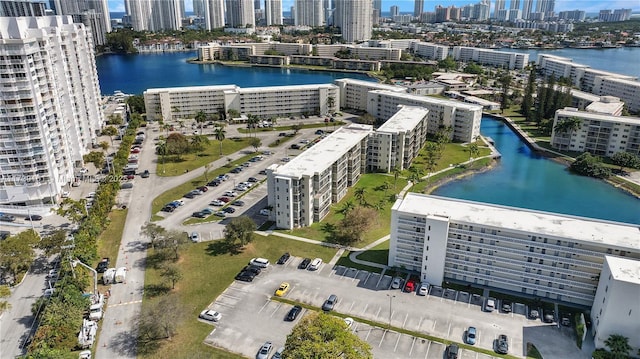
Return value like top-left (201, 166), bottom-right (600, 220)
top-left (256, 341), bottom-right (272, 359)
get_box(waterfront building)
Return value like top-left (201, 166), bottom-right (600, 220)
top-left (266, 124), bottom-right (372, 229)
top-left (411, 42), bottom-right (448, 60)
top-left (452, 46), bottom-right (528, 70)
top-left (0, 0), bottom-right (46, 16)
top-left (144, 83), bottom-right (339, 121)
top-left (334, 0), bottom-right (372, 43)
top-left (366, 90), bottom-right (482, 143)
top-left (367, 106), bottom-right (429, 172)
top-left (598, 9), bottom-right (632, 22)
top-left (590, 256), bottom-right (640, 355)
top-left (203, 0), bottom-right (225, 29)
top-left (225, 0), bottom-right (255, 28)
top-left (550, 108), bottom-right (640, 157)
top-left (388, 194), bottom-right (640, 307)
top-left (0, 16), bottom-right (104, 209)
top-left (334, 78), bottom-right (406, 111)
top-left (294, 0), bottom-right (323, 26)
top-left (265, 0), bottom-right (282, 25)
top-left (592, 76), bottom-right (640, 114)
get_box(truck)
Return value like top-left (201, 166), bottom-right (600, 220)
top-left (114, 267), bottom-right (127, 283)
top-left (88, 293), bottom-right (105, 321)
top-left (102, 268), bottom-right (116, 285)
top-left (77, 318), bottom-right (97, 349)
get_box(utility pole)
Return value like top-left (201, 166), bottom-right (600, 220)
top-left (386, 294), bottom-right (395, 330)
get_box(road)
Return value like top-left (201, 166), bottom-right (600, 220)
top-left (95, 118), bottom-right (333, 358)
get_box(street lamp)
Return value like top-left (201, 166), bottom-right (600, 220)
top-left (386, 294), bottom-right (395, 330)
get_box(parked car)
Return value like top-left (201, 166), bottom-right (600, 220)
top-left (214, 211), bottom-right (226, 217)
top-left (171, 200), bottom-right (185, 207)
top-left (404, 280), bottom-right (416, 293)
top-left (200, 208), bottom-right (214, 215)
top-left (502, 300), bottom-right (513, 313)
top-left (259, 169), bottom-right (267, 175)
top-left (249, 258), bottom-right (270, 268)
top-left (189, 189), bottom-right (203, 196)
top-left (222, 207), bottom-right (235, 214)
top-left (272, 347), bottom-right (285, 359)
top-left (543, 310), bottom-right (556, 323)
top-left (495, 334), bottom-right (509, 354)
top-left (529, 309), bottom-right (540, 319)
top-left (322, 294), bottom-right (338, 312)
top-left (286, 305), bottom-right (302, 321)
top-left (140, 170), bottom-right (150, 178)
top-left (417, 282), bottom-right (429, 296)
top-left (391, 277), bottom-right (403, 289)
top-left (207, 180), bottom-right (220, 187)
top-left (256, 341), bottom-right (273, 359)
top-left (231, 200), bottom-right (245, 207)
top-left (298, 258), bottom-right (311, 269)
top-left (241, 265), bottom-right (262, 275)
top-left (199, 309), bottom-right (221, 322)
top-left (162, 205), bottom-right (176, 212)
top-left (344, 317), bottom-right (354, 329)
top-left (190, 232), bottom-right (200, 243)
top-left (277, 252), bottom-right (290, 264)
top-left (192, 211), bottom-right (206, 218)
top-left (259, 208), bottom-right (270, 216)
top-left (223, 191), bottom-right (237, 198)
top-left (308, 258), bottom-right (322, 270)
top-left (184, 192), bottom-right (196, 199)
top-left (96, 258), bottom-right (110, 273)
top-left (446, 344), bottom-right (459, 359)
top-left (218, 197), bottom-right (231, 203)
top-left (465, 326), bottom-right (477, 345)
top-left (274, 282), bottom-right (290, 297)
top-left (210, 200), bottom-right (225, 206)
top-left (485, 298), bottom-right (496, 312)
top-left (235, 271), bottom-right (255, 282)
top-left (25, 214), bottom-right (43, 221)
top-left (197, 186), bottom-right (208, 192)
top-left (248, 177), bottom-right (258, 182)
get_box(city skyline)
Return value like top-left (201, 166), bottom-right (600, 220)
top-left (107, 0), bottom-right (640, 15)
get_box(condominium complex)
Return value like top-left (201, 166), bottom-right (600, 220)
top-left (590, 256), bottom-right (640, 355)
top-left (389, 194), bottom-right (640, 307)
top-left (334, 0), bottom-right (372, 43)
top-left (143, 84), bottom-right (340, 121)
top-left (50, 0), bottom-right (111, 45)
top-left (266, 124), bottom-right (372, 229)
top-left (550, 108), bottom-right (640, 157)
top-left (0, 0), bottom-right (47, 16)
top-left (203, 0), bottom-right (225, 29)
top-left (125, 0), bottom-right (184, 31)
top-left (294, 0), bottom-right (323, 26)
top-left (411, 42), bottom-right (448, 61)
top-left (264, 0), bottom-right (282, 25)
top-left (0, 16), bottom-right (104, 208)
top-left (452, 46), bottom-right (529, 70)
top-left (334, 78), bottom-right (406, 112)
top-left (367, 106), bottom-right (429, 172)
top-left (537, 54), bottom-right (640, 113)
top-left (366, 90), bottom-right (482, 143)
top-left (225, 0), bottom-right (254, 28)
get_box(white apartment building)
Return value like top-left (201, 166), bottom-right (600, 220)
top-left (265, 0), bottom-right (283, 25)
top-left (550, 108), bottom-right (640, 157)
top-left (144, 84), bottom-right (339, 121)
top-left (0, 16), bottom-right (104, 209)
top-left (267, 124), bottom-right (372, 229)
top-left (333, 78), bottom-right (406, 111)
top-left (198, 42), bottom-right (312, 61)
top-left (411, 42), bottom-right (449, 61)
top-left (593, 76), bottom-right (640, 114)
top-left (367, 106), bottom-right (429, 172)
top-left (294, 0), bottom-right (323, 26)
top-left (389, 194), bottom-right (640, 307)
top-left (590, 256), bottom-right (640, 355)
top-left (452, 46), bottom-right (529, 70)
top-left (537, 54), bottom-right (587, 80)
top-left (334, 0), bottom-right (372, 43)
top-left (203, 0), bottom-right (225, 29)
top-left (366, 90), bottom-right (482, 143)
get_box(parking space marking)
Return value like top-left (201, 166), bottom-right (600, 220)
top-left (378, 330), bottom-right (387, 347)
top-left (425, 340), bottom-right (431, 359)
top-left (394, 332), bottom-right (401, 352)
top-left (348, 301), bottom-right (355, 312)
top-left (361, 303), bottom-right (369, 315)
top-left (375, 306), bottom-right (381, 318)
top-left (409, 336), bottom-right (416, 357)
top-left (257, 300), bottom-right (270, 313)
top-left (269, 302), bottom-right (282, 317)
top-left (402, 313), bottom-right (409, 328)
top-left (447, 322), bottom-right (452, 337)
top-left (364, 328), bottom-right (372, 341)
top-left (417, 316), bottom-right (423, 330)
top-left (432, 319), bottom-right (437, 331)
top-left (364, 272), bottom-right (371, 284)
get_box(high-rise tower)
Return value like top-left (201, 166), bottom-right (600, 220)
top-left (125, 0), bottom-right (184, 31)
top-left (294, 0), bottom-right (324, 27)
top-left (414, 0), bottom-right (424, 17)
top-left (204, 0), bottom-right (224, 29)
top-left (225, 0), bottom-right (255, 28)
top-left (334, 0), bottom-right (372, 43)
top-left (265, 0), bottom-right (283, 25)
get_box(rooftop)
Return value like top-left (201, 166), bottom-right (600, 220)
top-left (274, 124), bottom-right (372, 178)
top-left (371, 90), bottom-right (483, 112)
top-left (144, 84), bottom-right (237, 94)
top-left (394, 194), bottom-right (640, 251)
top-left (376, 106), bottom-right (428, 133)
top-left (605, 256), bottom-right (640, 285)
top-left (557, 108), bottom-right (640, 126)
top-left (334, 78), bottom-right (406, 92)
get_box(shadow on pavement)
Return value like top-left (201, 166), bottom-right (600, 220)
top-left (109, 330), bottom-right (140, 357)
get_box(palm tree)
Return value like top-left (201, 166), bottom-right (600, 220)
top-left (467, 143), bottom-right (480, 160)
top-left (156, 140), bottom-right (167, 174)
top-left (604, 334), bottom-right (631, 359)
top-left (247, 114), bottom-right (259, 137)
top-left (392, 165), bottom-right (401, 188)
top-left (194, 110), bottom-right (207, 135)
top-left (554, 116), bottom-right (582, 135)
top-left (354, 187), bottom-right (366, 205)
top-left (339, 200), bottom-right (354, 215)
top-left (214, 126), bottom-right (226, 155)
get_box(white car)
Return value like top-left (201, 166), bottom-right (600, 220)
top-left (234, 185), bottom-right (247, 191)
top-left (240, 182), bottom-right (253, 188)
top-left (224, 191), bottom-right (237, 197)
top-left (190, 232), bottom-right (200, 243)
top-left (44, 288), bottom-right (55, 297)
top-left (259, 209), bottom-right (270, 216)
top-left (61, 191), bottom-right (70, 198)
top-left (391, 277), bottom-right (403, 289)
top-left (199, 309), bottom-right (221, 322)
top-left (249, 257), bottom-right (270, 268)
top-left (173, 200), bottom-right (185, 206)
top-left (344, 317), bottom-right (354, 329)
top-left (418, 282), bottom-right (429, 296)
top-left (308, 258), bottom-right (322, 270)
top-left (210, 200), bottom-right (225, 206)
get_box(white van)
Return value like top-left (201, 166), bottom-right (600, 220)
top-left (249, 258), bottom-right (270, 268)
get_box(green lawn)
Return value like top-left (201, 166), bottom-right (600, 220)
top-left (281, 173), bottom-right (407, 247)
top-left (237, 121), bottom-right (345, 134)
top-left (151, 154), bottom-right (257, 216)
top-left (96, 209), bottom-right (127, 292)
top-left (335, 250), bottom-right (385, 274)
top-left (355, 240), bottom-right (389, 265)
top-left (139, 235), bottom-right (338, 359)
top-left (411, 158), bottom-right (493, 194)
top-left (157, 137), bottom-right (250, 177)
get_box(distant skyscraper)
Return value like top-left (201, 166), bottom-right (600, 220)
top-left (334, 0), bottom-right (371, 43)
top-left (414, 0), bottom-right (423, 17)
top-left (435, 5), bottom-right (450, 22)
top-left (193, 0), bottom-right (205, 17)
top-left (294, 0), bottom-right (323, 26)
top-left (0, 16), bottom-right (104, 206)
top-left (265, 0), bottom-right (282, 25)
top-left (50, 0), bottom-right (111, 45)
top-left (254, 0), bottom-right (261, 10)
top-left (225, 0), bottom-right (255, 28)
top-left (204, 0), bottom-right (224, 29)
top-left (536, 0), bottom-right (554, 17)
top-left (510, 0), bottom-right (520, 10)
top-left (522, 0), bottom-right (532, 19)
top-left (492, 0), bottom-right (505, 19)
top-left (373, 0), bottom-right (381, 12)
top-left (0, 0), bottom-right (47, 16)
top-left (390, 5), bottom-right (399, 17)
top-left (126, 0), bottom-right (184, 31)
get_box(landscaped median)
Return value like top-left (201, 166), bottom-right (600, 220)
top-left (270, 296), bottom-right (519, 359)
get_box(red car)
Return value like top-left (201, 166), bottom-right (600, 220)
top-left (218, 197), bottom-right (231, 203)
top-left (131, 148), bottom-right (141, 154)
top-left (404, 280), bottom-right (417, 293)
top-left (197, 186), bottom-right (208, 192)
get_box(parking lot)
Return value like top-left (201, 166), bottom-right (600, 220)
top-left (202, 257), bottom-right (582, 358)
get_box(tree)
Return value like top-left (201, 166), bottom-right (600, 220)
top-left (156, 140), bottom-right (167, 173)
top-left (610, 152), bottom-right (640, 172)
top-left (194, 110), bottom-right (207, 135)
top-left (437, 56), bottom-right (457, 72)
top-left (246, 114), bottom-right (259, 137)
top-left (83, 151), bottom-right (105, 169)
top-left (141, 222), bottom-right (166, 250)
top-left (137, 294), bottom-right (184, 349)
top-left (499, 72), bottom-right (512, 113)
top-left (354, 187), bottom-right (367, 205)
top-left (356, 113), bottom-right (376, 125)
top-left (249, 137), bottom-right (262, 152)
top-left (165, 133), bottom-right (190, 158)
top-left (554, 117), bottom-right (582, 136)
top-left (467, 143), bottom-right (480, 160)
top-left (604, 334), bottom-right (631, 359)
top-left (102, 125), bottom-right (118, 147)
top-left (570, 153), bottom-right (611, 179)
top-left (0, 231), bottom-right (38, 284)
top-left (0, 285), bottom-right (11, 314)
top-left (37, 230), bottom-right (66, 257)
top-left (291, 123), bottom-right (302, 135)
top-left (223, 216), bottom-right (256, 248)
top-left (107, 113), bottom-right (123, 125)
top-left (335, 206), bottom-right (378, 245)
top-left (98, 141), bottom-right (109, 151)
top-left (392, 165), bottom-right (401, 188)
top-left (55, 198), bottom-right (88, 225)
top-left (156, 230), bottom-right (188, 261)
top-left (326, 96), bottom-right (335, 114)
top-left (284, 312), bottom-right (372, 359)
top-left (160, 264), bottom-right (182, 289)
top-left (338, 200), bottom-right (355, 215)
top-left (214, 126), bottom-right (226, 155)
top-left (189, 134), bottom-right (209, 152)
top-left (521, 64), bottom-right (536, 119)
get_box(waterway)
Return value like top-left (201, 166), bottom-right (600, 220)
top-left (433, 116), bottom-right (640, 224)
top-left (95, 51), bottom-right (372, 95)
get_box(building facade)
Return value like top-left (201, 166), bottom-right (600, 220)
top-left (0, 0), bottom-right (47, 16)
top-left (550, 108), bottom-right (640, 157)
top-left (267, 124), bottom-right (372, 229)
top-left (144, 84), bottom-right (340, 122)
top-left (367, 106), bottom-right (429, 172)
top-left (590, 256), bottom-right (640, 355)
top-left (265, 0), bottom-right (282, 25)
top-left (225, 0), bottom-right (255, 28)
top-left (366, 90), bottom-right (482, 143)
top-left (294, 0), bottom-right (323, 26)
top-left (334, 78), bottom-right (406, 112)
top-left (411, 42), bottom-right (448, 61)
top-left (452, 46), bottom-right (529, 70)
top-left (203, 0), bottom-right (225, 29)
top-left (389, 194), bottom-right (640, 307)
top-left (334, 0), bottom-right (372, 43)
top-left (0, 16), bottom-right (104, 209)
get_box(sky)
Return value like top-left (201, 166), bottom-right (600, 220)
top-left (107, 0), bottom-right (640, 15)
